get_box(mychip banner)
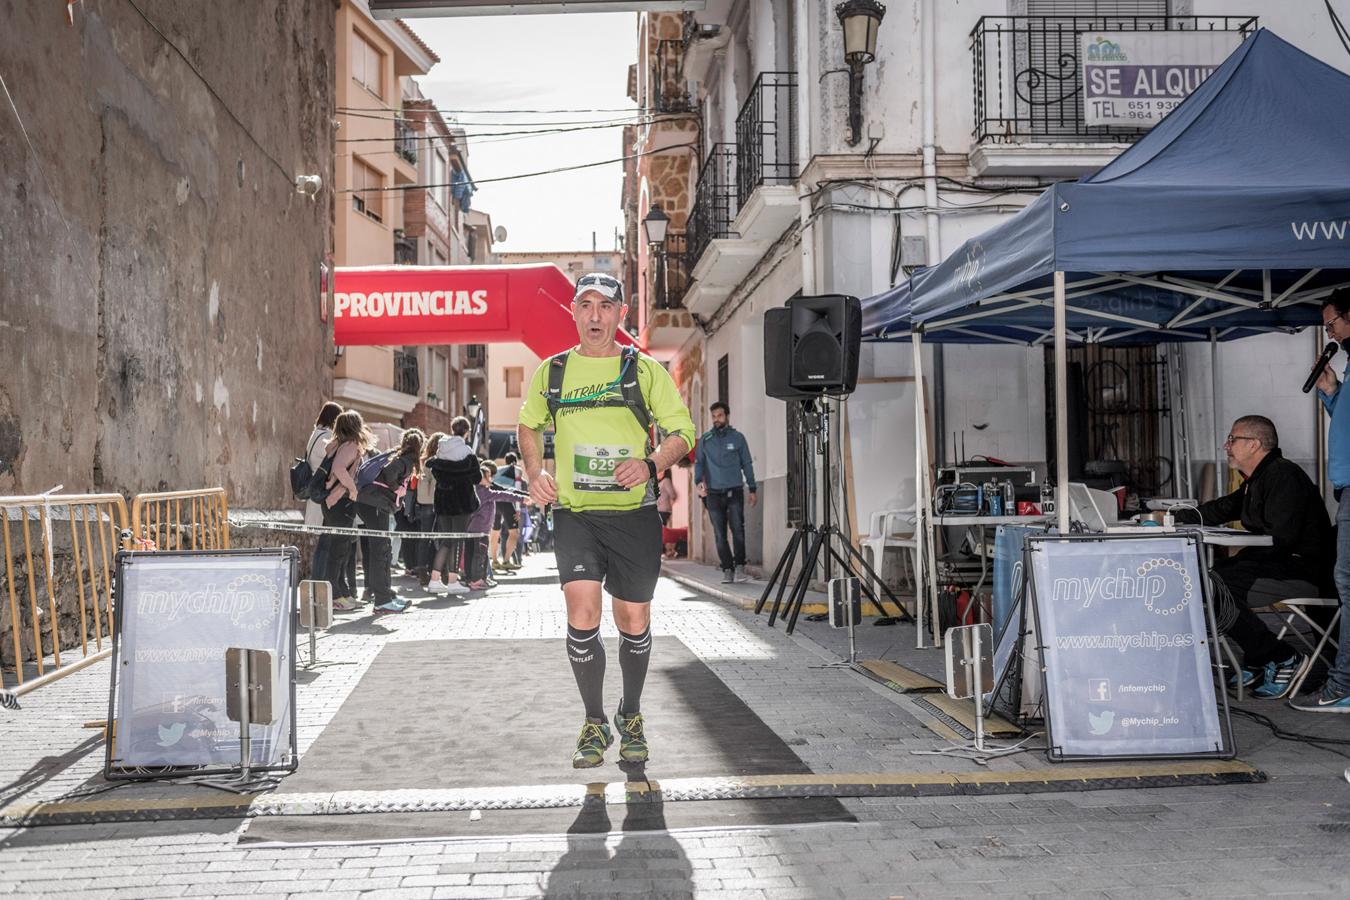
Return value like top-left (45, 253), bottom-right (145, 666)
top-left (1028, 534), bottom-right (1231, 761)
top-left (107, 549), bottom-right (297, 776)
top-left (1080, 31), bottom-right (1243, 127)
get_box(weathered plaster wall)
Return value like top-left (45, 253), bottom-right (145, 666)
top-left (0, 0), bottom-right (335, 506)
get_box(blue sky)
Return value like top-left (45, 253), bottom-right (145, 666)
top-left (410, 12), bottom-right (639, 253)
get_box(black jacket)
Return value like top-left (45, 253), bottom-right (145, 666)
top-left (356, 453), bottom-right (417, 513)
top-left (426, 454), bottom-right (482, 516)
top-left (1185, 448), bottom-right (1333, 579)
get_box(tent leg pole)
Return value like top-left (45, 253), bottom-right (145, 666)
top-left (1054, 272), bottom-right (1070, 533)
top-left (912, 332), bottom-right (929, 649)
top-left (1211, 328), bottom-right (1223, 498)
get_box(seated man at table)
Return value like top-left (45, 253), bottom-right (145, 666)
top-left (1174, 415), bottom-right (1333, 698)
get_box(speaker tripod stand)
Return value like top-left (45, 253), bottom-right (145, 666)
top-left (755, 397), bottom-right (915, 635)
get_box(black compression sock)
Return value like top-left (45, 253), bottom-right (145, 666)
top-left (617, 625), bottom-right (652, 716)
top-left (566, 625), bottom-right (606, 722)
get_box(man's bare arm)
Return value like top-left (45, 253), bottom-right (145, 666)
top-left (613, 433), bottom-right (692, 489)
top-left (517, 423), bottom-right (558, 504)
top-left (650, 433), bottom-right (691, 472)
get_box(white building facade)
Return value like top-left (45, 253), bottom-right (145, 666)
top-left (626, 1), bottom-right (1350, 575)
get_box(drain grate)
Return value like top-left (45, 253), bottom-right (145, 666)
top-left (911, 695), bottom-right (975, 740)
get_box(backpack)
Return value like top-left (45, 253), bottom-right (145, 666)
top-left (289, 431), bottom-right (325, 500)
top-left (545, 345), bottom-right (653, 452)
top-left (305, 446), bottom-right (337, 500)
top-left (356, 450), bottom-right (396, 490)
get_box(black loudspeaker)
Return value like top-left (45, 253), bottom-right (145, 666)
top-left (764, 307), bottom-right (816, 400)
top-left (788, 294), bottom-right (861, 394)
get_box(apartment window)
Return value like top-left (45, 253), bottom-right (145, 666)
top-left (430, 350), bottom-right (449, 409)
top-left (717, 354), bottom-right (729, 409)
top-left (505, 366), bottom-right (524, 398)
top-left (351, 158), bottom-right (383, 223)
top-left (429, 150), bottom-right (448, 210)
top-left (351, 30), bottom-right (384, 99)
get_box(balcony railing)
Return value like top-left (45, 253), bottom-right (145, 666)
top-left (971, 16), bottom-right (1257, 144)
top-left (687, 143), bottom-right (738, 269)
top-left (735, 72), bottom-right (797, 210)
top-left (655, 232), bottom-right (688, 310)
top-left (395, 118), bottom-right (419, 165)
top-left (394, 233), bottom-right (417, 265)
top-left (464, 344), bottom-right (487, 369)
top-left (651, 39), bottom-right (695, 114)
top-left (393, 349), bottom-right (419, 396)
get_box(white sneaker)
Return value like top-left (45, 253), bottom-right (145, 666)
top-left (332, 596), bottom-right (361, 612)
top-left (442, 581), bottom-right (470, 595)
top-left (734, 565), bottom-right (751, 582)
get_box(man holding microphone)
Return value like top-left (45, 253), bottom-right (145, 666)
top-left (1297, 289), bottom-right (1350, 712)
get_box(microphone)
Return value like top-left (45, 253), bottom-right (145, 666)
top-left (1303, 341), bottom-right (1340, 393)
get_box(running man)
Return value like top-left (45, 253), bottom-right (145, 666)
top-left (518, 272), bottom-right (695, 768)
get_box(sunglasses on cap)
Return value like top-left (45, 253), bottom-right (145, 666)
top-left (573, 272), bottom-right (623, 304)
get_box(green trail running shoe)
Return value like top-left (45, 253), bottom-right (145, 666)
top-left (571, 720), bottom-right (613, 769)
top-left (615, 710), bottom-right (649, 762)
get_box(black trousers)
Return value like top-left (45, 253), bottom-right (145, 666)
top-left (1210, 553), bottom-right (1313, 668)
top-left (321, 498), bottom-right (357, 599)
top-left (703, 487), bottom-right (746, 571)
top-left (356, 502), bottom-right (394, 603)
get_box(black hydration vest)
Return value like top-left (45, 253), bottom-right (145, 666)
top-left (544, 345), bottom-right (654, 453)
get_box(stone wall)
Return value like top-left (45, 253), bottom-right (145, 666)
top-left (0, 1), bottom-right (337, 507)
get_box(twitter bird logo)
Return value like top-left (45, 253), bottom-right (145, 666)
top-left (1088, 710), bottom-right (1115, 735)
top-left (157, 722), bottom-right (186, 747)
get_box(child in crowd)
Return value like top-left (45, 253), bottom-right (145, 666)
top-left (465, 461), bottom-right (530, 590)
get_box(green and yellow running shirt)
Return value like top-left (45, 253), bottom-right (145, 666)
top-left (519, 349), bottom-right (695, 513)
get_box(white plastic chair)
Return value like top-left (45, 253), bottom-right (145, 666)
top-left (861, 508), bottom-right (919, 596)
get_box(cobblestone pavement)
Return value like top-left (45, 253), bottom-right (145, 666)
top-left (3, 552), bottom-right (1350, 899)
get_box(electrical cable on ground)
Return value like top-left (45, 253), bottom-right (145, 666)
top-left (1230, 706), bottom-right (1350, 759)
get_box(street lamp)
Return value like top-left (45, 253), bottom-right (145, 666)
top-left (464, 394), bottom-right (481, 421)
top-left (642, 204), bottom-right (670, 309)
top-left (835, 0), bottom-right (886, 147)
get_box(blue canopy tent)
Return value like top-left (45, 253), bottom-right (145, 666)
top-left (861, 29), bottom-right (1350, 644)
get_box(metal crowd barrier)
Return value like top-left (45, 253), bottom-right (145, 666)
top-left (130, 487), bottom-right (230, 551)
top-left (1, 493), bottom-right (130, 695)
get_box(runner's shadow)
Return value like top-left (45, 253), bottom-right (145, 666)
top-left (541, 763), bottom-right (693, 899)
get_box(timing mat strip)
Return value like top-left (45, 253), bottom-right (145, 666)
top-left (1, 762), bottom-right (1264, 827)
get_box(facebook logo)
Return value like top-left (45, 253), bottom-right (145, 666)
top-left (1088, 679), bottom-right (1112, 702)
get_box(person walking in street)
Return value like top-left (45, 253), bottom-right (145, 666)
top-left (1295, 289), bottom-right (1350, 712)
top-left (694, 402), bottom-right (758, 583)
top-left (319, 410), bottom-right (372, 611)
top-left (425, 416), bottom-right (482, 594)
top-left (304, 402), bottom-right (341, 583)
top-left (518, 271), bottom-right (695, 768)
top-left (491, 452), bottom-right (524, 571)
top-left (356, 428), bottom-right (425, 613)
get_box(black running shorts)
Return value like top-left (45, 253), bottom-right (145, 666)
top-left (494, 501), bottom-right (519, 531)
top-left (553, 505), bottom-right (663, 602)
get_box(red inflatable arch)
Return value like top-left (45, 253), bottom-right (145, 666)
top-left (331, 264), bottom-right (639, 357)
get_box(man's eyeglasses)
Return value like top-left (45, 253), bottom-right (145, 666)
top-left (1223, 434), bottom-right (1259, 447)
top-left (1324, 311), bottom-right (1347, 329)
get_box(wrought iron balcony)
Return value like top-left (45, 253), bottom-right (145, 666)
top-left (735, 72), bottom-right (797, 210)
top-left (651, 39), bottom-right (695, 114)
top-left (395, 118), bottom-right (419, 165)
top-left (394, 233), bottom-right (417, 265)
top-left (971, 16), bottom-right (1257, 145)
top-left (464, 344), bottom-right (487, 369)
top-left (654, 232), bottom-right (689, 310)
top-left (686, 143), bottom-right (738, 269)
top-left (393, 349), bottom-right (419, 396)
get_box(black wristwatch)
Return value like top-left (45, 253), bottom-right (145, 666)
top-left (644, 458), bottom-right (658, 480)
